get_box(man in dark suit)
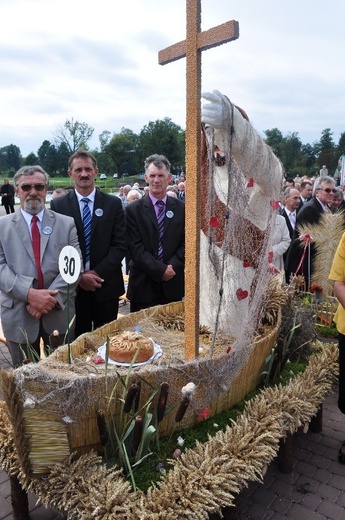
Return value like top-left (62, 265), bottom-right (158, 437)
top-left (297, 181), bottom-right (313, 213)
top-left (126, 154), bottom-right (185, 312)
top-left (285, 175), bottom-right (336, 287)
top-left (51, 149), bottom-right (126, 336)
top-left (0, 165), bottom-right (81, 366)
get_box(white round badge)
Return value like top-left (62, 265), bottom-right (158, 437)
top-left (42, 226), bottom-right (53, 235)
top-left (166, 211), bottom-right (174, 219)
top-left (59, 246), bottom-right (81, 284)
top-left (95, 208), bottom-right (103, 217)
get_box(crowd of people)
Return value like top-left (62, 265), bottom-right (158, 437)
top-left (274, 174), bottom-right (344, 286)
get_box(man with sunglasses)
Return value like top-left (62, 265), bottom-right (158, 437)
top-left (285, 175), bottom-right (336, 287)
top-left (0, 165), bottom-right (82, 367)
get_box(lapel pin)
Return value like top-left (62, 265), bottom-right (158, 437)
top-left (42, 226), bottom-right (53, 235)
top-left (166, 210), bottom-right (174, 219)
top-left (95, 208), bottom-right (103, 217)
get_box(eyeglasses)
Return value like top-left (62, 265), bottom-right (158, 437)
top-left (319, 188), bottom-right (337, 194)
top-left (19, 183), bottom-right (47, 192)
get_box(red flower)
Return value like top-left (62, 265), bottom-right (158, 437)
top-left (196, 408), bottom-right (212, 421)
top-left (247, 178), bottom-right (254, 188)
top-left (236, 288), bottom-right (248, 301)
top-left (209, 216), bottom-right (220, 228)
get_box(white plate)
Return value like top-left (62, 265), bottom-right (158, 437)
top-left (97, 338), bottom-right (162, 366)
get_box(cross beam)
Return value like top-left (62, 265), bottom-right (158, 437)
top-left (159, 0), bottom-right (239, 361)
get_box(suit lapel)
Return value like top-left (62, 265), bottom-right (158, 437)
top-left (144, 196), bottom-right (158, 230)
top-left (40, 209), bottom-right (54, 260)
top-left (92, 190), bottom-right (104, 237)
top-left (164, 197), bottom-right (176, 232)
top-left (12, 211), bottom-right (35, 264)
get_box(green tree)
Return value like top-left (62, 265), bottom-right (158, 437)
top-left (264, 128), bottom-right (284, 157)
top-left (0, 144), bottom-right (22, 175)
top-left (104, 128), bottom-right (140, 176)
top-left (55, 142), bottom-right (70, 175)
top-left (37, 140), bottom-right (58, 175)
top-left (316, 128), bottom-right (337, 173)
top-left (281, 132), bottom-right (302, 174)
top-left (138, 118), bottom-right (185, 168)
top-left (55, 118), bottom-right (94, 154)
top-left (23, 152), bottom-right (39, 165)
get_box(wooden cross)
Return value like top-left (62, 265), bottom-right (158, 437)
top-left (159, 0), bottom-right (239, 361)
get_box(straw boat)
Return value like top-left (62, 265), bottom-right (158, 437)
top-left (1, 300), bottom-right (281, 475)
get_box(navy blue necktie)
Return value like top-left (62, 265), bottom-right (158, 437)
top-left (156, 200), bottom-right (165, 261)
top-left (81, 197), bottom-right (91, 264)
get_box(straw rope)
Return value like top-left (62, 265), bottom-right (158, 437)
top-left (0, 342), bottom-right (338, 519)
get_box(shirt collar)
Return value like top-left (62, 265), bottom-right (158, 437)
top-left (316, 196), bottom-right (329, 212)
top-left (21, 208), bottom-right (45, 226)
top-left (75, 188), bottom-right (96, 203)
top-left (149, 193), bottom-right (168, 205)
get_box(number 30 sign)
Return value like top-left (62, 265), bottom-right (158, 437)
top-left (59, 246), bottom-right (81, 284)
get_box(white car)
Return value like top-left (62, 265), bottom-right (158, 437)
top-left (99, 174), bottom-right (107, 180)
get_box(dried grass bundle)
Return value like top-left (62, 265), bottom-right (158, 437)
top-left (0, 343), bottom-right (338, 519)
top-left (297, 212), bottom-right (345, 297)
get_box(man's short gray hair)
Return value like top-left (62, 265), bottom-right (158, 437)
top-left (13, 165), bottom-right (49, 186)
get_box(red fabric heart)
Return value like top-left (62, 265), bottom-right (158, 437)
top-left (209, 216), bottom-right (220, 228)
top-left (236, 288), bottom-right (248, 301)
top-left (270, 199), bottom-right (280, 210)
top-left (243, 261), bottom-right (251, 268)
top-left (268, 251), bottom-right (274, 263)
top-left (247, 178), bottom-right (254, 188)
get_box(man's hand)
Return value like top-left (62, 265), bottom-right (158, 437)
top-left (79, 270), bottom-right (104, 291)
top-left (162, 264), bottom-right (176, 281)
top-left (27, 288), bottom-right (58, 315)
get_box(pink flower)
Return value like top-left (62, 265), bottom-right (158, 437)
top-left (196, 408), bottom-right (212, 421)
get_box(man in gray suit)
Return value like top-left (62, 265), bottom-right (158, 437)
top-left (0, 166), bottom-right (81, 367)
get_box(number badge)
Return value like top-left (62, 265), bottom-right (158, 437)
top-left (59, 246), bottom-right (81, 284)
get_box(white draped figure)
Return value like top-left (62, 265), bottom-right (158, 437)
top-left (200, 90), bottom-right (283, 341)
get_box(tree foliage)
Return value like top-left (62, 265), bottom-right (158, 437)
top-left (2, 116), bottom-right (345, 180)
top-left (0, 144), bottom-right (22, 174)
top-left (138, 118), bottom-right (185, 168)
top-left (55, 118), bottom-right (94, 154)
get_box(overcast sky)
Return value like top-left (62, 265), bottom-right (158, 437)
top-left (1, 0), bottom-right (344, 157)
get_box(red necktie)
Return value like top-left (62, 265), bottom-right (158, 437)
top-left (31, 216), bottom-right (44, 289)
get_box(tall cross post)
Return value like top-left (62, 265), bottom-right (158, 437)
top-left (159, 0), bottom-right (239, 361)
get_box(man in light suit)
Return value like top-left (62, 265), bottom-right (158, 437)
top-left (0, 166), bottom-right (81, 367)
top-left (126, 154), bottom-right (185, 312)
top-left (51, 149), bottom-right (127, 336)
top-left (285, 175), bottom-right (336, 287)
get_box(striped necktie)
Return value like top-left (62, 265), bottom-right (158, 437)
top-left (81, 197), bottom-right (92, 264)
top-left (156, 200), bottom-right (165, 261)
